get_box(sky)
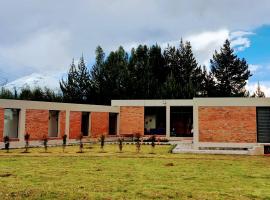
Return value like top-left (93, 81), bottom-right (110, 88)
top-left (0, 0), bottom-right (270, 96)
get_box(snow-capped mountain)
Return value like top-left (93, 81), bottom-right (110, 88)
top-left (4, 72), bottom-right (64, 92)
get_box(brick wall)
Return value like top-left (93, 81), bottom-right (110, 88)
top-left (119, 106), bottom-right (144, 136)
top-left (59, 111), bottom-right (66, 137)
top-left (25, 109), bottom-right (49, 140)
top-left (69, 111), bottom-right (81, 139)
top-left (0, 108), bottom-right (4, 142)
top-left (91, 112), bottom-right (109, 138)
top-left (198, 106), bottom-right (257, 143)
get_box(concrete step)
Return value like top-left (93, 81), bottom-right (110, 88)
top-left (172, 144), bottom-right (249, 155)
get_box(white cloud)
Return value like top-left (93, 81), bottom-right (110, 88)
top-left (229, 31), bottom-right (254, 51)
top-left (0, 29), bottom-right (72, 74)
top-left (249, 64), bottom-right (261, 73)
top-left (246, 81), bottom-right (270, 97)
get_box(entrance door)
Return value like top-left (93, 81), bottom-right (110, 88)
top-left (257, 107), bottom-right (270, 143)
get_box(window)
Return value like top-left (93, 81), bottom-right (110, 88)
top-left (81, 112), bottom-right (90, 136)
top-left (4, 109), bottom-right (20, 138)
top-left (257, 107), bottom-right (270, 143)
top-left (48, 110), bottom-right (59, 137)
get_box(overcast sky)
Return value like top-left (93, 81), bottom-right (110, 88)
top-left (0, 0), bottom-right (270, 95)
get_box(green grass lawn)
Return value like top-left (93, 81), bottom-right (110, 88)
top-left (0, 144), bottom-right (270, 200)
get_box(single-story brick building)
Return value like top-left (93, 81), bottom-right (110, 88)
top-left (0, 98), bottom-right (270, 154)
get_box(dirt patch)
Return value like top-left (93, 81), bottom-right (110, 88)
top-left (0, 173), bottom-right (12, 177)
top-left (165, 162), bottom-right (174, 167)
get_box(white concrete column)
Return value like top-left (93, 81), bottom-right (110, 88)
top-left (193, 103), bottom-right (199, 149)
top-left (116, 113), bottom-right (120, 136)
top-left (18, 108), bottom-right (26, 143)
top-left (166, 105), bottom-right (170, 138)
top-left (65, 110), bottom-right (70, 139)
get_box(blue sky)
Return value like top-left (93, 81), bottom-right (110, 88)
top-left (0, 0), bottom-right (270, 96)
top-left (237, 25), bottom-right (270, 82)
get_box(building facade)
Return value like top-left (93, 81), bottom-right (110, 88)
top-left (1, 98), bottom-right (270, 154)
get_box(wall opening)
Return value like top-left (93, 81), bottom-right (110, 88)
top-left (81, 112), bottom-right (90, 136)
top-left (4, 108), bottom-right (20, 138)
top-left (144, 107), bottom-right (166, 135)
top-left (48, 110), bottom-right (59, 137)
top-left (109, 113), bottom-right (118, 135)
top-left (170, 106), bottom-right (193, 137)
top-left (257, 107), bottom-right (270, 143)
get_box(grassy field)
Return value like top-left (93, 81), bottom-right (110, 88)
top-left (0, 144), bottom-right (270, 200)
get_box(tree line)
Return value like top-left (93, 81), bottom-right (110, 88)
top-left (0, 39), bottom-right (265, 104)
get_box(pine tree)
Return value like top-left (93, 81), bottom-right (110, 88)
top-left (19, 86), bottom-right (32, 100)
top-left (252, 82), bottom-right (265, 98)
top-left (91, 46), bottom-right (105, 104)
top-left (60, 56), bottom-right (91, 103)
top-left (210, 39), bottom-right (252, 97)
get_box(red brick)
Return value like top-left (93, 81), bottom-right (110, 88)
top-left (69, 111), bottom-right (81, 139)
top-left (199, 106), bottom-right (257, 143)
top-left (119, 106), bottom-right (144, 136)
top-left (0, 108), bottom-right (4, 142)
top-left (25, 109), bottom-right (49, 140)
top-left (91, 112), bottom-right (109, 138)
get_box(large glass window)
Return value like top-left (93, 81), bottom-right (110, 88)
top-left (4, 109), bottom-right (20, 138)
top-left (170, 107), bottom-right (193, 137)
top-left (109, 113), bottom-right (118, 135)
top-left (144, 107), bottom-right (166, 135)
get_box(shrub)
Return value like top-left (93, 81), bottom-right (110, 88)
top-left (100, 134), bottom-right (105, 150)
top-left (134, 133), bottom-right (141, 153)
top-left (42, 135), bottom-right (48, 152)
top-left (150, 135), bottom-right (156, 154)
top-left (118, 137), bottom-right (123, 152)
top-left (78, 133), bottom-right (84, 153)
top-left (24, 133), bottom-right (30, 153)
top-left (3, 136), bottom-right (10, 153)
top-left (62, 134), bottom-right (67, 152)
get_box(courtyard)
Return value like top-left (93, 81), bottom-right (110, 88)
top-left (0, 144), bottom-right (270, 199)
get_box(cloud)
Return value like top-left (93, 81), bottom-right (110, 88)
top-left (0, 0), bottom-right (270, 87)
top-left (246, 81), bottom-right (270, 97)
top-left (0, 29), bottom-right (72, 76)
top-left (249, 64), bottom-right (261, 73)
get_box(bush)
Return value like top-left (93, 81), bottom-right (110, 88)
top-left (78, 133), bottom-right (84, 153)
top-left (24, 133), bottom-right (30, 153)
top-left (62, 134), bottom-right (67, 152)
top-left (134, 133), bottom-right (141, 153)
top-left (118, 137), bottom-right (123, 152)
top-left (3, 136), bottom-right (10, 153)
top-left (42, 135), bottom-right (48, 152)
top-left (100, 135), bottom-right (105, 150)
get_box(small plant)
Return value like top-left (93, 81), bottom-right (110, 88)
top-left (62, 134), bottom-right (67, 152)
top-left (3, 136), bottom-right (10, 153)
top-left (135, 133), bottom-right (141, 153)
top-left (42, 135), bottom-right (48, 152)
top-left (78, 133), bottom-right (84, 153)
top-left (100, 134), bottom-right (105, 150)
top-left (118, 137), bottom-right (123, 152)
top-left (150, 135), bottom-right (156, 154)
top-left (24, 133), bottom-right (30, 153)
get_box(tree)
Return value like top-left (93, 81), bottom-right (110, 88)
top-left (60, 56), bottom-right (91, 103)
top-left (0, 88), bottom-right (14, 99)
top-left (210, 39), bottom-right (252, 97)
top-left (91, 46), bottom-right (106, 104)
top-left (31, 87), bottom-right (44, 101)
top-left (251, 82), bottom-right (265, 98)
top-left (20, 86), bottom-right (33, 100)
top-left (199, 66), bottom-right (217, 97)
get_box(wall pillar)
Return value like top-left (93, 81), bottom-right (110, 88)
top-left (166, 105), bottom-right (170, 138)
top-left (193, 103), bottom-right (199, 149)
top-left (18, 108), bottom-right (26, 143)
top-left (65, 110), bottom-right (70, 139)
